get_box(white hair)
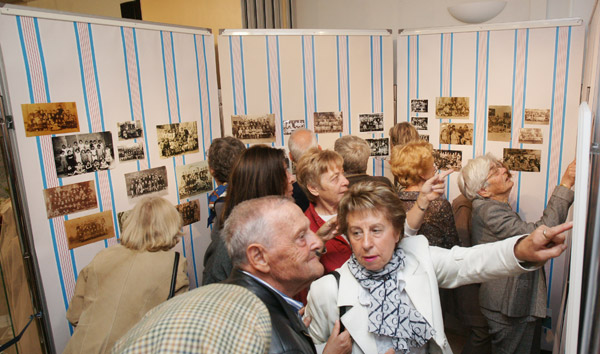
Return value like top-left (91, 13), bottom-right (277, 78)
top-left (288, 129), bottom-right (318, 163)
top-left (457, 153), bottom-right (497, 201)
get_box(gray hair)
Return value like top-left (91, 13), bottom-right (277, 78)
top-left (223, 196), bottom-right (292, 267)
top-left (288, 129), bottom-right (318, 163)
top-left (457, 153), bottom-right (497, 201)
top-left (334, 135), bottom-right (370, 174)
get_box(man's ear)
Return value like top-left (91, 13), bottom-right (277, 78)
top-left (477, 188), bottom-right (491, 198)
top-left (306, 183), bottom-right (320, 198)
top-left (246, 244), bottom-right (270, 273)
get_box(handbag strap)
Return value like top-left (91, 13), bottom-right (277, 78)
top-left (168, 252), bottom-right (180, 299)
top-left (330, 271), bottom-right (349, 332)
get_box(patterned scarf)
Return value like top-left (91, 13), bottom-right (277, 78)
top-left (206, 184), bottom-right (227, 227)
top-left (347, 246), bottom-right (435, 353)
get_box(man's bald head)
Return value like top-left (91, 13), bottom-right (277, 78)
top-left (288, 129), bottom-right (318, 163)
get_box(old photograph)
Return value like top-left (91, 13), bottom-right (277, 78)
top-left (43, 180), bottom-right (97, 219)
top-left (22, 102), bottom-right (80, 137)
top-left (488, 105), bottom-right (512, 142)
top-left (117, 210), bottom-right (130, 233)
top-left (359, 113), bottom-right (384, 132)
top-left (176, 200), bottom-right (201, 226)
top-left (411, 99), bottom-right (428, 113)
top-left (518, 128), bottom-right (543, 144)
top-left (313, 111), bottom-right (343, 134)
top-left (157, 121), bottom-right (199, 158)
top-left (64, 210), bottom-right (115, 249)
top-left (176, 161), bottom-right (212, 199)
top-left (433, 149), bottom-right (462, 171)
top-left (440, 123), bottom-right (473, 145)
top-left (524, 108), bottom-right (550, 125)
top-left (419, 135), bottom-right (430, 142)
top-left (283, 120), bottom-right (305, 135)
top-left (411, 117), bottom-right (428, 130)
top-left (118, 141), bottom-right (145, 162)
top-left (366, 138), bottom-right (389, 157)
top-left (231, 113), bottom-right (276, 143)
top-left (124, 166), bottom-right (168, 199)
top-left (435, 97), bottom-right (469, 119)
top-left (52, 132), bottom-right (115, 178)
top-left (117, 120), bottom-right (144, 140)
top-left (503, 148), bottom-right (541, 172)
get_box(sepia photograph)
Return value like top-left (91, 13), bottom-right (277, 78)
top-left (176, 161), bottom-right (212, 199)
top-left (524, 108), bottom-right (550, 125)
top-left (283, 120), bottom-right (305, 135)
top-left (117, 120), bottom-right (144, 140)
top-left (64, 210), bottom-right (115, 249)
top-left (43, 180), bottom-right (97, 219)
top-left (52, 132), bottom-right (115, 178)
top-left (176, 200), bottom-right (201, 226)
top-left (231, 113), bottom-right (276, 143)
top-left (117, 210), bottom-right (130, 234)
top-left (157, 121), bottom-right (199, 158)
top-left (419, 135), bottom-right (430, 142)
top-left (518, 128), bottom-right (543, 144)
top-left (118, 141), bottom-right (145, 162)
top-left (313, 111), bottom-right (343, 134)
top-left (359, 113), bottom-right (384, 132)
top-left (124, 166), bottom-right (168, 199)
top-left (440, 123), bottom-right (473, 145)
top-left (366, 138), bottom-right (389, 157)
top-left (436, 97), bottom-right (469, 119)
top-left (22, 102), bottom-right (80, 137)
top-left (503, 148), bottom-right (541, 172)
top-left (411, 117), bottom-right (428, 130)
top-left (433, 149), bottom-right (463, 171)
top-left (488, 105), bottom-right (512, 142)
top-left (411, 99), bottom-right (428, 113)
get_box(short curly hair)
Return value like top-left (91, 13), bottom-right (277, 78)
top-left (208, 137), bottom-right (246, 184)
top-left (389, 122), bottom-right (419, 148)
top-left (390, 140), bottom-right (434, 187)
top-left (334, 135), bottom-right (370, 174)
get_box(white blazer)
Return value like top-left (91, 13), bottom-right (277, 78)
top-left (305, 234), bottom-right (536, 354)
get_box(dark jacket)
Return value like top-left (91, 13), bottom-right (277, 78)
top-left (292, 181), bottom-right (310, 212)
top-left (202, 199), bottom-right (232, 285)
top-left (224, 270), bottom-right (317, 354)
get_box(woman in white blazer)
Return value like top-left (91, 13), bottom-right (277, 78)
top-left (305, 181), bottom-right (570, 354)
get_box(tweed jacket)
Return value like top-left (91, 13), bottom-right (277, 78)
top-left (305, 235), bottom-right (534, 354)
top-left (65, 245), bottom-right (188, 354)
top-left (112, 284), bottom-right (271, 353)
top-left (471, 185), bottom-right (574, 318)
top-left (224, 270), bottom-right (317, 354)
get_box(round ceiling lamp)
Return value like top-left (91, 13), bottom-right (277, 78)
top-left (448, 0), bottom-right (507, 24)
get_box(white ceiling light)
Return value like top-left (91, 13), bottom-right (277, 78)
top-left (448, 0), bottom-right (507, 24)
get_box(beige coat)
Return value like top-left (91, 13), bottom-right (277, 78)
top-left (64, 244), bottom-right (188, 354)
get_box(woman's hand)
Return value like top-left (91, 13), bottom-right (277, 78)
top-left (317, 216), bottom-right (339, 242)
top-left (323, 320), bottom-right (352, 354)
top-left (514, 222), bottom-right (572, 263)
top-left (419, 169), bottom-right (453, 204)
top-left (560, 160), bottom-right (576, 189)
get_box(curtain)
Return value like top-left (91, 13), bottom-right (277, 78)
top-left (241, 0), bottom-right (293, 29)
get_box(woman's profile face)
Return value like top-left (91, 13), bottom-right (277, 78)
top-left (347, 210), bottom-right (400, 271)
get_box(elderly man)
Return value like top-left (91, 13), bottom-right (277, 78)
top-left (288, 128), bottom-right (319, 211)
top-left (333, 135), bottom-right (393, 188)
top-left (222, 196), bottom-right (352, 354)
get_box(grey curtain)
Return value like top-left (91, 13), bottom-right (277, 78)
top-left (241, 0), bottom-right (293, 29)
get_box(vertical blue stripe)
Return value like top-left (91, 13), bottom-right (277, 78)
top-left (193, 35), bottom-right (207, 159)
top-left (240, 36), bottom-right (248, 115)
top-left (121, 28), bottom-right (135, 123)
top-left (510, 30), bottom-right (518, 149)
top-left (133, 28), bottom-right (151, 168)
top-left (266, 37), bottom-right (273, 114)
top-left (544, 27), bottom-right (560, 208)
top-left (276, 36), bottom-right (284, 143)
top-left (170, 32), bottom-right (182, 124)
top-left (483, 31), bottom-right (491, 154)
top-left (379, 36), bottom-right (384, 112)
top-left (160, 32), bottom-right (172, 124)
top-left (228, 36), bottom-right (238, 115)
top-left (516, 29), bottom-right (530, 214)
top-left (336, 36), bottom-right (341, 112)
top-left (473, 32), bottom-right (479, 159)
top-left (301, 36), bottom-right (308, 123)
top-left (201, 35), bottom-right (213, 141)
top-left (311, 36), bottom-right (317, 110)
top-left (346, 36), bottom-right (351, 135)
top-left (370, 36), bottom-right (374, 113)
top-left (406, 36), bottom-right (410, 122)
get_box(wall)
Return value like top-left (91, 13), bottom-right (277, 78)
top-left (11, 0), bottom-right (124, 17)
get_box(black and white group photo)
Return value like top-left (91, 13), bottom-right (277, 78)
top-left (157, 121), bottom-right (199, 158)
top-left (435, 97), bottom-right (469, 119)
top-left (411, 99), bottom-right (428, 113)
top-left (434, 149), bottom-right (462, 171)
top-left (518, 128), bottom-right (543, 144)
top-left (313, 111), bottom-right (343, 133)
top-left (419, 134), bottom-right (430, 142)
top-left (176, 200), bottom-right (201, 226)
top-left (117, 141), bottom-right (145, 162)
top-left (231, 113), bottom-right (276, 143)
top-left (124, 166), bottom-right (168, 199)
top-left (43, 181), bottom-right (98, 219)
top-left (488, 105), bottom-right (512, 142)
top-left (22, 101), bottom-right (80, 137)
top-left (117, 120), bottom-right (144, 140)
top-left (176, 161), bottom-right (212, 199)
top-left (440, 123), bottom-right (473, 145)
top-left (52, 132), bottom-right (115, 178)
top-left (359, 113), bottom-right (384, 132)
top-left (283, 120), bottom-right (306, 135)
top-left (503, 148), bottom-right (542, 172)
top-left (411, 117), bottom-right (428, 130)
top-left (524, 108), bottom-right (550, 125)
top-left (366, 138), bottom-right (389, 157)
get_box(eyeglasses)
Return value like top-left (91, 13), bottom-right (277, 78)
top-left (486, 162), bottom-right (504, 182)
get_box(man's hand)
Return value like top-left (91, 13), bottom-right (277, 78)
top-left (514, 222), bottom-right (572, 263)
top-left (560, 160), bottom-right (576, 189)
top-left (419, 169), bottom-right (453, 203)
top-left (322, 320), bottom-right (352, 354)
top-left (317, 216), bottom-right (339, 242)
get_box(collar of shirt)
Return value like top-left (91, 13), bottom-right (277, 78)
top-left (241, 270), bottom-right (304, 313)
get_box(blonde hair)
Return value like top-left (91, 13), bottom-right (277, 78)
top-left (390, 140), bottom-right (434, 188)
top-left (296, 148), bottom-right (344, 203)
top-left (334, 135), bottom-right (370, 174)
top-left (389, 122), bottom-right (419, 148)
top-left (121, 197), bottom-right (183, 252)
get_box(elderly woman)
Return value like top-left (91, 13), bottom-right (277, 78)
top-left (389, 122), bottom-right (419, 149)
top-left (391, 140), bottom-right (459, 249)
top-left (64, 197), bottom-right (188, 354)
top-left (305, 181), bottom-right (571, 354)
top-left (457, 154), bottom-right (576, 353)
top-left (334, 135), bottom-right (393, 188)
